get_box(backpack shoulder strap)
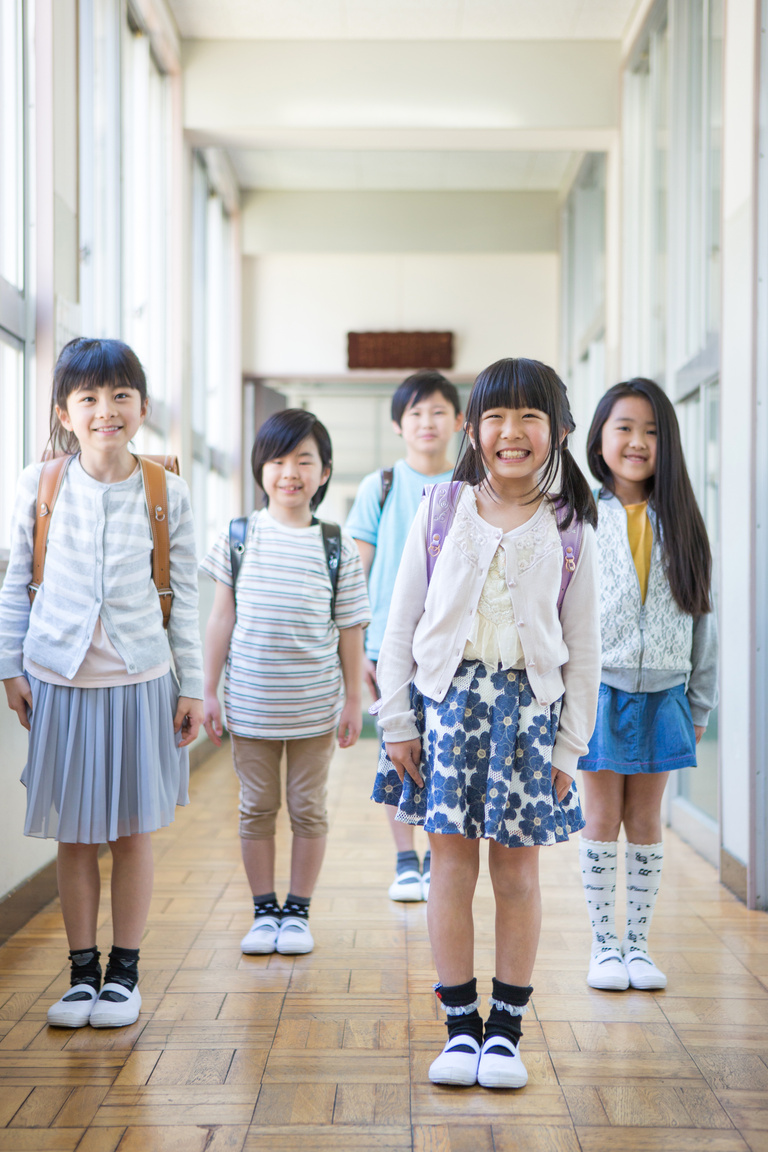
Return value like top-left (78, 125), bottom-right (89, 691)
top-left (319, 521), bottom-right (342, 620)
top-left (379, 467), bottom-right (394, 510)
top-left (555, 505), bottom-right (584, 615)
top-left (138, 456), bottom-right (172, 629)
top-left (28, 455), bottom-right (74, 604)
top-left (229, 516), bottom-right (249, 592)
top-left (425, 481), bottom-right (464, 584)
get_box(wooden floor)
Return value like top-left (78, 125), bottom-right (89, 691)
top-left (1, 741), bottom-right (768, 1152)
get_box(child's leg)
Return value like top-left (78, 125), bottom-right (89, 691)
top-left (426, 833), bottom-right (484, 1086)
top-left (478, 844), bottom-right (540, 1088)
top-left (488, 843), bottom-right (540, 985)
top-left (385, 806), bottom-right (423, 903)
top-left (109, 832), bottom-right (153, 948)
top-left (57, 843), bottom-right (101, 949)
top-left (277, 732), bottom-right (336, 955)
top-left (231, 736), bottom-right (284, 954)
top-left (578, 770), bottom-right (629, 990)
top-left (620, 772), bottom-right (669, 990)
top-left (48, 843), bottom-right (104, 1028)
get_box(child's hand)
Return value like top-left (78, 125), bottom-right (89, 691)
top-left (174, 696), bottom-right (204, 747)
top-left (551, 768), bottom-right (573, 802)
top-left (694, 725), bottom-right (705, 744)
top-left (3, 676), bottom-right (33, 731)
top-left (337, 699), bottom-right (362, 748)
top-left (385, 738), bottom-right (424, 788)
top-left (203, 693), bottom-right (224, 746)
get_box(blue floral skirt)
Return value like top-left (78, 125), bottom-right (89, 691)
top-left (372, 660), bottom-right (584, 847)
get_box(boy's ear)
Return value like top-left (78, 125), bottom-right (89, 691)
top-left (391, 420), bottom-right (403, 437)
top-left (453, 411), bottom-right (464, 433)
top-left (321, 465), bottom-right (331, 484)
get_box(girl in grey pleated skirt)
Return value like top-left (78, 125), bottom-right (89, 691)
top-left (0, 338), bottom-right (204, 1032)
top-left (22, 672), bottom-right (189, 843)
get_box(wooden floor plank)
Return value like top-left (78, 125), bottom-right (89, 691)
top-left (0, 741), bottom-right (765, 1152)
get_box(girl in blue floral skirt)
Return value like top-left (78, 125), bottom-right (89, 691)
top-left (372, 358), bottom-right (601, 1089)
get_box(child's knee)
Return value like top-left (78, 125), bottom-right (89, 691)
top-left (287, 802), bottom-right (329, 838)
top-left (238, 802), bottom-right (280, 839)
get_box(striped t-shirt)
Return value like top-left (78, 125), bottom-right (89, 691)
top-left (200, 510), bottom-right (370, 739)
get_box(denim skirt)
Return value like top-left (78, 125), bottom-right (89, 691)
top-left (21, 671), bottom-right (189, 843)
top-left (578, 682), bottom-right (697, 775)
top-left (372, 660), bottom-right (584, 847)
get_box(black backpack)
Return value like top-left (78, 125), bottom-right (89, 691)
top-left (228, 516), bottom-right (342, 620)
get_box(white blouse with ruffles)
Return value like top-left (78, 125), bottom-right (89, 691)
top-left (463, 545), bottom-right (525, 669)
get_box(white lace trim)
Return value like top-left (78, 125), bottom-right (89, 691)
top-left (488, 997), bottom-right (530, 1017)
top-left (463, 546), bottom-right (524, 668)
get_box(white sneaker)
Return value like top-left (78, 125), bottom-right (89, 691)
top-left (276, 916), bottom-right (314, 955)
top-left (623, 950), bottom-right (667, 990)
top-left (428, 1033), bottom-right (481, 1086)
top-left (477, 1035), bottom-right (528, 1089)
top-left (47, 983), bottom-right (99, 1028)
top-left (388, 869), bottom-right (423, 902)
top-left (587, 949), bottom-right (630, 991)
top-left (241, 915), bottom-right (280, 955)
top-left (89, 983), bottom-right (141, 1028)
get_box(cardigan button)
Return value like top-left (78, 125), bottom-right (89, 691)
top-left (517, 620), bottom-right (525, 627)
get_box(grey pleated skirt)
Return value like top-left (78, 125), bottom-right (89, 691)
top-left (22, 671), bottom-right (189, 843)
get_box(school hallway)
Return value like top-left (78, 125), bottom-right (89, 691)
top-left (0, 738), bottom-right (764, 1152)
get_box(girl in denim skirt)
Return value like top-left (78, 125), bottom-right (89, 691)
top-left (372, 359), bottom-right (601, 1089)
top-left (578, 379), bottom-right (717, 993)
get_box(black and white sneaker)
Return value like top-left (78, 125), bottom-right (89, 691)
top-left (89, 983), bottom-right (141, 1028)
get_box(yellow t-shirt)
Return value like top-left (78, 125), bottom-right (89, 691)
top-left (624, 502), bottom-right (653, 603)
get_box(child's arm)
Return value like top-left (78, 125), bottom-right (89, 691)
top-left (353, 539), bottom-right (378, 701)
top-left (337, 623), bottom-right (363, 748)
top-left (553, 524), bottom-right (602, 785)
top-left (202, 579), bottom-right (236, 746)
top-left (3, 676), bottom-right (33, 731)
top-left (688, 610), bottom-right (718, 742)
top-left (166, 479), bottom-right (204, 746)
top-left (0, 466), bottom-right (39, 727)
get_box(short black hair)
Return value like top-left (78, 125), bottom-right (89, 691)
top-left (49, 337), bottom-right (148, 456)
top-left (251, 408), bottom-right (333, 511)
top-left (390, 370), bottom-right (461, 426)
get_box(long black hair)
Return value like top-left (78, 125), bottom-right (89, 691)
top-left (586, 378), bottom-right (712, 616)
top-left (454, 357), bottom-right (596, 528)
top-left (49, 337), bottom-right (148, 455)
top-left (251, 408), bottom-right (333, 511)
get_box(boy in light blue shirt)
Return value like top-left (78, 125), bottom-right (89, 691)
top-left (346, 370), bottom-right (463, 901)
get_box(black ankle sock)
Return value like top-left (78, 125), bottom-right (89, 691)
top-left (484, 978), bottom-right (533, 1052)
top-left (396, 850), bottom-right (420, 875)
top-left (421, 850), bottom-right (431, 875)
top-left (253, 892), bottom-right (281, 919)
top-left (283, 893), bottom-right (310, 920)
top-left (69, 947), bottom-right (101, 992)
top-left (436, 978), bottom-right (484, 1047)
top-left (103, 946), bottom-right (140, 996)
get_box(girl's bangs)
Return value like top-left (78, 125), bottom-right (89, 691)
top-left (56, 341), bottom-right (146, 404)
top-left (474, 360), bottom-right (555, 417)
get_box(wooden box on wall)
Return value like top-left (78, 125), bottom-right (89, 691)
top-left (347, 331), bottom-right (454, 371)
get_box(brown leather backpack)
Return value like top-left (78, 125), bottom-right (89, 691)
top-left (28, 454), bottom-right (179, 628)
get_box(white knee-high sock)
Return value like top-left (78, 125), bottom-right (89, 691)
top-left (579, 837), bottom-right (620, 956)
top-left (623, 841), bottom-right (664, 957)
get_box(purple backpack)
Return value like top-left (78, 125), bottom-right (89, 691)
top-left (424, 481), bottom-right (582, 615)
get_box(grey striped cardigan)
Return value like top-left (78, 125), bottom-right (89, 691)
top-left (0, 456), bottom-right (203, 697)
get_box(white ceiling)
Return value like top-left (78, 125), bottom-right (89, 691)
top-left (169, 0), bottom-right (639, 42)
top-left (229, 148), bottom-right (574, 190)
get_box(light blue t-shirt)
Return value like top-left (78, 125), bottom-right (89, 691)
top-left (345, 458), bottom-right (455, 659)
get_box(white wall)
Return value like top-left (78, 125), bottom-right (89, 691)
top-left (718, 0), bottom-right (759, 869)
top-left (242, 252), bottom-right (559, 378)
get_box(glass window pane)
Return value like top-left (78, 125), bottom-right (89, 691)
top-left (0, 334), bottom-right (24, 551)
top-left (0, 0), bottom-right (24, 290)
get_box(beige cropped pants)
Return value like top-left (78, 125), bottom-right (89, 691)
top-left (231, 731), bottom-right (336, 839)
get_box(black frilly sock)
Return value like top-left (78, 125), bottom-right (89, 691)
top-left (436, 977), bottom-right (483, 1047)
top-left (252, 892), bottom-right (281, 920)
top-left (396, 849), bottom-right (420, 875)
top-left (69, 946), bottom-right (101, 992)
top-left (484, 978), bottom-right (533, 1053)
top-left (283, 893), bottom-right (311, 921)
top-left (102, 946), bottom-right (140, 998)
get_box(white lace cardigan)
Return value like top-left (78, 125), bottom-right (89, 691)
top-left (373, 487), bottom-right (601, 777)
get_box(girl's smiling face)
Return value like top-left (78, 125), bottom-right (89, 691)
top-left (473, 406), bottom-right (552, 493)
top-left (600, 395), bottom-right (657, 497)
top-left (260, 434), bottom-right (331, 520)
top-left (56, 383), bottom-right (146, 457)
